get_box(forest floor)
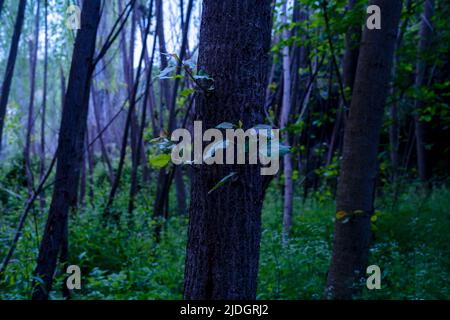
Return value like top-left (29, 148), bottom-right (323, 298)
top-left (1, 169), bottom-right (449, 300)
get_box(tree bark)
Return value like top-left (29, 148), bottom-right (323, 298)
top-left (389, 0), bottom-right (412, 181)
top-left (103, 1), bottom-right (148, 221)
top-left (183, 0), bottom-right (272, 300)
top-left (32, 0), bottom-right (101, 300)
top-left (325, 0), bottom-right (402, 300)
top-left (0, 0), bottom-right (27, 151)
top-left (91, 84), bottom-right (114, 183)
top-left (326, 0), bottom-right (361, 165)
top-left (414, 0), bottom-right (434, 182)
top-left (280, 0), bottom-right (293, 241)
top-left (24, 0), bottom-right (41, 195)
top-left (39, 0), bottom-right (49, 212)
top-left (128, 0), bottom-right (154, 218)
top-left (0, 0), bottom-right (5, 17)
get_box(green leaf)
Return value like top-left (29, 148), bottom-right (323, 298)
top-left (208, 172), bottom-right (238, 194)
top-left (149, 154), bottom-right (171, 169)
top-left (180, 88), bottom-right (195, 97)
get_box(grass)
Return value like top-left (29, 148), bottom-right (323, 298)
top-left (0, 172), bottom-right (449, 300)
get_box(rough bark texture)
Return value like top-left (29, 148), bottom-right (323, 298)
top-left (183, 0), bottom-right (272, 300)
top-left (414, 0), bottom-right (434, 182)
top-left (32, 0), bottom-right (101, 300)
top-left (0, 0), bottom-right (27, 151)
top-left (325, 0), bottom-right (402, 300)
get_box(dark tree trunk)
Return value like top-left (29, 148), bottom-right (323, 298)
top-left (325, 0), bottom-right (402, 300)
top-left (342, 0), bottom-right (361, 95)
top-left (24, 0), bottom-right (41, 194)
top-left (128, 0), bottom-right (154, 218)
top-left (91, 84), bottom-right (114, 183)
top-left (326, 0), bottom-right (361, 165)
top-left (414, 0), bottom-right (435, 182)
top-left (183, 0), bottom-right (272, 300)
top-left (104, 2), bottom-right (148, 221)
top-left (174, 168), bottom-right (187, 216)
top-left (152, 0), bottom-right (174, 220)
top-left (0, 0), bottom-right (27, 151)
top-left (389, 0), bottom-right (412, 181)
top-left (32, 0), bottom-right (101, 300)
top-left (0, 0), bottom-right (5, 17)
top-left (168, 0), bottom-right (194, 132)
top-left (39, 0), bottom-right (49, 212)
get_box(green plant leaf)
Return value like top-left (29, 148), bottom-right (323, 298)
top-left (149, 154), bottom-right (171, 169)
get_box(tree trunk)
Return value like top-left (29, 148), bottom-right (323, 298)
top-left (39, 0), bottom-right (49, 212)
top-left (104, 2), bottom-right (148, 221)
top-left (342, 0), bottom-right (361, 95)
top-left (24, 0), bottom-right (41, 195)
top-left (128, 0), bottom-right (154, 218)
top-left (183, 0), bottom-right (272, 300)
top-left (280, 0), bottom-right (293, 241)
top-left (0, 0), bottom-right (27, 151)
top-left (326, 0), bottom-right (361, 165)
top-left (325, 0), bottom-right (402, 300)
top-left (152, 0), bottom-right (174, 220)
top-left (32, 0), bottom-right (101, 300)
top-left (414, 0), bottom-right (435, 182)
top-left (174, 168), bottom-right (187, 215)
top-left (0, 0), bottom-right (5, 17)
top-left (389, 0), bottom-right (412, 182)
top-left (91, 84), bottom-right (114, 183)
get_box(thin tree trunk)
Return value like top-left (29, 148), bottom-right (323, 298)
top-left (24, 0), bottom-right (41, 195)
top-left (79, 148), bottom-right (87, 209)
top-left (86, 129), bottom-right (95, 207)
top-left (414, 0), bottom-right (435, 182)
top-left (168, 0), bottom-right (194, 132)
top-left (39, 0), bottom-right (49, 212)
top-left (168, 0), bottom-right (194, 218)
top-left (326, 0), bottom-right (361, 165)
top-left (389, 0), bottom-right (412, 182)
top-left (32, 0), bottom-right (101, 300)
top-left (128, 0), bottom-right (154, 218)
top-left (91, 84), bottom-right (114, 183)
top-left (174, 166), bottom-right (187, 216)
top-left (0, 0), bottom-right (5, 17)
top-left (280, 0), bottom-right (293, 241)
top-left (183, 0), bottom-right (272, 300)
top-left (0, 0), bottom-right (27, 151)
top-left (152, 0), bottom-right (174, 220)
top-left (103, 3), bottom-right (148, 221)
top-left (325, 0), bottom-right (402, 300)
